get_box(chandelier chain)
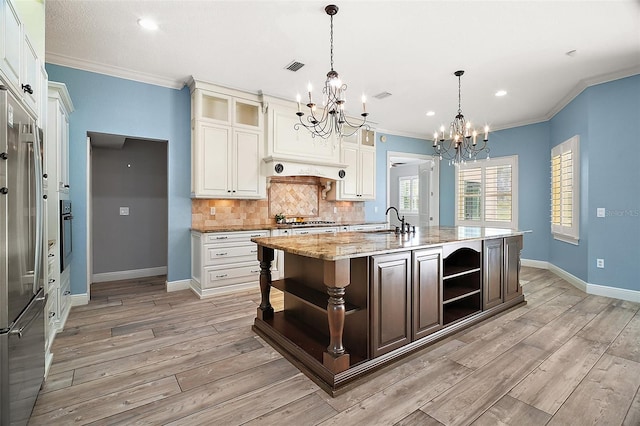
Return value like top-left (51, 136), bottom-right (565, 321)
top-left (458, 74), bottom-right (463, 116)
top-left (329, 14), bottom-right (334, 71)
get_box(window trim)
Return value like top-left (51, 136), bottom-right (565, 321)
top-left (455, 155), bottom-right (519, 229)
top-left (398, 175), bottom-right (419, 214)
top-left (551, 135), bottom-right (580, 245)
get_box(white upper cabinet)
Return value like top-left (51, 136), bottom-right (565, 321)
top-left (1, 0), bottom-right (22, 92)
top-left (21, 33), bottom-right (38, 114)
top-left (328, 127), bottom-right (377, 201)
top-left (190, 79), bottom-right (265, 199)
top-left (1, 0), bottom-right (45, 119)
top-left (48, 82), bottom-right (74, 195)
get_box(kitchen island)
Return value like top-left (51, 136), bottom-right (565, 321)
top-left (251, 226), bottom-right (525, 395)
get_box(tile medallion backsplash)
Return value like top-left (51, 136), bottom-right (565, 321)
top-left (191, 176), bottom-right (365, 228)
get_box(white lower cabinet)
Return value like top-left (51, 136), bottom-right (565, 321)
top-left (349, 223), bottom-right (388, 232)
top-left (191, 229), bottom-right (268, 298)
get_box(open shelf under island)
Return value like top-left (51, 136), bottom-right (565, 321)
top-left (251, 226), bottom-right (526, 395)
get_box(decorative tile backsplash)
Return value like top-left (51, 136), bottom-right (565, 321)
top-left (191, 177), bottom-right (365, 228)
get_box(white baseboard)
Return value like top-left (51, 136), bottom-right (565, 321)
top-left (166, 279), bottom-right (191, 292)
top-left (521, 259), bottom-right (549, 269)
top-left (588, 283), bottom-right (640, 303)
top-left (190, 279), bottom-right (258, 299)
top-left (71, 293), bottom-right (89, 306)
top-left (522, 258), bottom-right (639, 302)
top-left (92, 266), bottom-right (167, 283)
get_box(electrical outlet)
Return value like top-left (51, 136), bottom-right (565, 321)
top-left (374, 206), bottom-right (378, 213)
top-left (119, 207), bottom-right (129, 216)
top-left (333, 207), bottom-right (337, 214)
top-left (210, 207), bottom-right (216, 215)
top-left (596, 258), bottom-right (604, 268)
top-left (597, 208), bottom-right (605, 218)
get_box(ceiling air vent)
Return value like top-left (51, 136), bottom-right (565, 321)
top-left (373, 91), bottom-right (392, 100)
top-left (285, 61), bottom-right (305, 72)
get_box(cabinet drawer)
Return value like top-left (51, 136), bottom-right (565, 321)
top-left (203, 263), bottom-right (261, 289)
top-left (203, 244), bottom-right (258, 266)
top-left (204, 230), bottom-right (268, 244)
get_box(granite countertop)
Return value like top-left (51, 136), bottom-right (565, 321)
top-left (191, 221), bottom-right (387, 233)
top-left (252, 226), bottom-right (527, 261)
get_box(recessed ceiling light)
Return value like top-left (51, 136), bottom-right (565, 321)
top-left (495, 90), bottom-right (507, 97)
top-left (426, 111), bottom-right (435, 117)
top-left (137, 18), bottom-right (158, 31)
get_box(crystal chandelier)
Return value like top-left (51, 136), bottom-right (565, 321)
top-left (295, 4), bottom-right (369, 139)
top-left (433, 70), bottom-right (489, 165)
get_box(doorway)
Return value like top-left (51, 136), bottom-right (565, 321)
top-left (87, 132), bottom-right (168, 297)
top-left (386, 151), bottom-right (439, 228)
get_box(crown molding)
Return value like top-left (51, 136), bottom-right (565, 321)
top-left (545, 66), bottom-right (640, 121)
top-left (45, 52), bottom-right (187, 90)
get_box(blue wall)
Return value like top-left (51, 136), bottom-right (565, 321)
top-left (45, 65), bottom-right (191, 294)
top-left (549, 91), bottom-right (590, 282)
top-left (435, 122), bottom-right (551, 262)
top-left (586, 75), bottom-right (640, 291)
top-left (365, 133), bottom-right (434, 221)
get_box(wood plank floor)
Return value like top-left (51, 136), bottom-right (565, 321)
top-left (29, 268), bottom-right (640, 425)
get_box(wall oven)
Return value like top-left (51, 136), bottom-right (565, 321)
top-left (60, 200), bottom-right (73, 271)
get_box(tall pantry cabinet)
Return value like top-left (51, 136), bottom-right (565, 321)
top-left (45, 82), bottom-right (74, 371)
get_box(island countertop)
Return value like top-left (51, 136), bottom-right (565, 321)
top-left (252, 226), bottom-right (526, 261)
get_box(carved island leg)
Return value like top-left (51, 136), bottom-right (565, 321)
top-left (323, 259), bottom-right (350, 373)
top-left (256, 245), bottom-right (274, 320)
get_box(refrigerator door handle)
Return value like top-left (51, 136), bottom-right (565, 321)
top-left (31, 122), bottom-right (44, 295)
top-left (9, 291), bottom-right (47, 338)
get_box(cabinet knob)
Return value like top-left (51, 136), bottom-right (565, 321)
top-left (0, 152), bottom-right (7, 160)
top-left (216, 252), bottom-right (228, 256)
top-left (22, 84), bottom-right (33, 94)
top-left (64, 184), bottom-right (70, 188)
top-left (49, 278), bottom-right (55, 283)
top-left (63, 290), bottom-right (71, 296)
top-left (48, 312), bottom-right (56, 319)
top-left (43, 194), bottom-right (48, 199)
top-left (0, 187), bottom-right (8, 195)
top-left (43, 173), bottom-right (48, 178)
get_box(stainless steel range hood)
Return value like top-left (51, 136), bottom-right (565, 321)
top-left (263, 156), bottom-right (348, 181)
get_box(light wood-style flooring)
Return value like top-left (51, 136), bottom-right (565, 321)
top-left (30, 267), bottom-right (640, 425)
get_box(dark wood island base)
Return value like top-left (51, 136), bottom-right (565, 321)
top-left (251, 227), bottom-right (527, 396)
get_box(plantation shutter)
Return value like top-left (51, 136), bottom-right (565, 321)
top-left (551, 136), bottom-right (579, 243)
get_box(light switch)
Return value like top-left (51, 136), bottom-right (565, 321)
top-left (119, 207), bottom-right (130, 216)
top-left (597, 208), bottom-right (605, 218)
top-left (210, 207), bottom-right (216, 215)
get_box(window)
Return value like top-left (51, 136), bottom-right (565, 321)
top-left (551, 135), bottom-right (579, 244)
top-left (399, 176), bottom-right (419, 213)
top-left (455, 156), bottom-right (518, 229)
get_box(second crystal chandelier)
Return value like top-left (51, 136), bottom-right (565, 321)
top-left (295, 4), bottom-right (369, 140)
top-left (433, 70), bottom-right (490, 164)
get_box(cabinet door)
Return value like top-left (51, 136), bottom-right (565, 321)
top-left (483, 238), bottom-right (504, 310)
top-left (504, 235), bottom-right (523, 301)
top-left (22, 34), bottom-right (38, 114)
top-left (339, 145), bottom-right (359, 200)
top-left (1, 0), bottom-right (21, 91)
top-left (370, 252), bottom-right (411, 357)
top-left (197, 123), bottom-right (231, 196)
top-left (412, 248), bottom-right (443, 340)
top-left (60, 109), bottom-right (70, 192)
top-left (233, 129), bottom-right (263, 198)
top-left (359, 148), bottom-right (376, 200)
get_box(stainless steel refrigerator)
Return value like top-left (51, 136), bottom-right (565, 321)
top-left (0, 81), bottom-right (47, 424)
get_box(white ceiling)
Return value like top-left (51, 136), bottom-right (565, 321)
top-left (45, 1), bottom-right (640, 138)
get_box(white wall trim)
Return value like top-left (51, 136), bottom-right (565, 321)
top-left (46, 52), bottom-right (186, 89)
top-left (92, 267), bottom-right (167, 283)
top-left (522, 258), bottom-right (640, 302)
top-left (587, 283), bottom-right (640, 303)
top-left (521, 259), bottom-right (549, 269)
top-left (547, 262), bottom-right (588, 292)
top-left (189, 280), bottom-right (258, 299)
top-left (166, 279), bottom-right (191, 292)
top-left (71, 293), bottom-right (89, 306)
